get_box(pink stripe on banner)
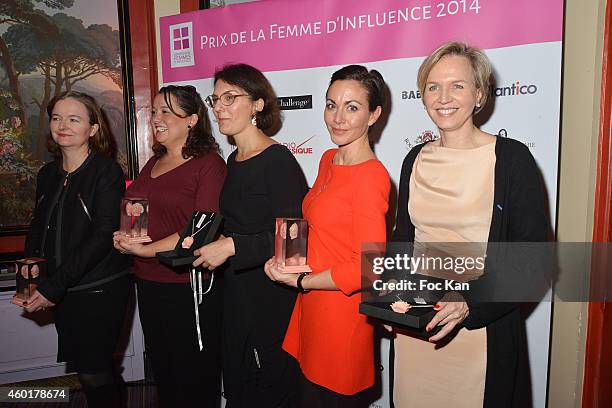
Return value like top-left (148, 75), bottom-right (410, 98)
top-left (161, 0), bottom-right (563, 82)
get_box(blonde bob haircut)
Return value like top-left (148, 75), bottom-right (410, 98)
top-left (417, 41), bottom-right (492, 115)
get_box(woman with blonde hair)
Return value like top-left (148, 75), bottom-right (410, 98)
top-left (392, 42), bottom-right (547, 407)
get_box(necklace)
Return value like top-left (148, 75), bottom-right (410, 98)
top-left (181, 213), bottom-right (213, 249)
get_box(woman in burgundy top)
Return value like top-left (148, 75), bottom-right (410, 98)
top-left (114, 85), bottom-right (226, 407)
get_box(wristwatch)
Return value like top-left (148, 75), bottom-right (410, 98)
top-left (296, 272), bottom-right (309, 293)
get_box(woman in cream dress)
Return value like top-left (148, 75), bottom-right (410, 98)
top-left (392, 42), bottom-right (548, 408)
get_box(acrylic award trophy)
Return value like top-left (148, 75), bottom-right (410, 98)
top-left (156, 211), bottom-right (223, 267)
top-left (274, 218), bottom-right (311, 273)
top-left (120, 198), bottom-right (151, 243)
top-left (11, 258), bottom-right (47, 306)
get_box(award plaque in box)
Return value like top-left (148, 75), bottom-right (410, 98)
top-left (120, 198), bottom-right (152, 243)
top-left (359, 299), bottom-right (437, 328)
top-left (12, 258), bottom-right (46, 304)
top-left (359, 300), bottom-right (442, 338)
top-left (156, 211), bottom-right (223, 267)
top-left (360, 275), bottom-right (447, 338)
top-left (275, 218), bottom-right (311, 273)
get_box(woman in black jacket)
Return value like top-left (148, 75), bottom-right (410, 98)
top-left (391, 42), bottom-right (548, 408)
top-left (193, 64), bottom-right (308, 407)
top-left (16, 91), bottom-right (131, 408)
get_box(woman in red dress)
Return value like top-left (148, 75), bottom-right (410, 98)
top-left (265, 65), bottom-right (391, 407)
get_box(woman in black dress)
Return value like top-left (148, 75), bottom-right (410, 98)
top-left (193, 63), bottom-right (308, 407)
top-left (16, 91), bottom-right (130, 407)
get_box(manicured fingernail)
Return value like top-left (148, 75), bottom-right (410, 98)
top-left (426, 326), bottom-right (431, 332)
top-left (434, 304), bottom-right (441, 310)
top-left (428, 338), bottom-right (436, 343)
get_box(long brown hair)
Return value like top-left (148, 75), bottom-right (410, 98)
top-left (46, 91), bottom-right (117, 158)
top-left (152, 85), bottom-right (220, 158)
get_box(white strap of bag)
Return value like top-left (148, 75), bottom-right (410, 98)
top-left (190, 267), bottom-right (214, 351)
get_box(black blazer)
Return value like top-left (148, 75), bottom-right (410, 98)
top-left (25, 153), bottom-right (131, 304)
top-left (393, 136), bottom-right (548, 408)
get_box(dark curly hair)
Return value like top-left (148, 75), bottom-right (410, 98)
top-left (213, 63), bottom-right (281, 136)
top-left (152, 85), bottom-right (220, 158)
top-left (46, 91), bottom-right (117, 158)
top-left (329, 65), bottom-right (387, 112)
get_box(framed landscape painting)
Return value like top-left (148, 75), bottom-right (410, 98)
top-left (0, 0), bottom-right (135, 235)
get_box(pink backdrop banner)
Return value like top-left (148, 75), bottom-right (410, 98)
top-left (160, 0), bottom-right (563, 82)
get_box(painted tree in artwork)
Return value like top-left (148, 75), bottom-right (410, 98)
top-left (0, 1), bottom-right (75, 227)
top-left (4, 13), bottom-right (121, 157)
top-left (0, 0), bottom-right (124, 227)
top-left (0, 0), bottom-right (74, 128)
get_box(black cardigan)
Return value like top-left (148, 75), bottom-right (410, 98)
top-left (393, 136), bottom-right (548, 408)
top-left (25, 153), bottom-right (131, 304)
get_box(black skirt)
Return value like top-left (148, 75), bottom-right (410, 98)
top-left (53, 274), bottom-right (131, 373)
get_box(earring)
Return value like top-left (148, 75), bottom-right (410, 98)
top-left (187, 124), bottom-right (192, 129)
top-left (251, 115), bottom-right (257, 127)
top-left (476, 102), bottom-right (481, 108)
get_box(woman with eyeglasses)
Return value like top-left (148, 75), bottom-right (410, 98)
top-left (193, 63), bottom-right (308, 408)
top-left (114, 85), bottom-right (226, 407)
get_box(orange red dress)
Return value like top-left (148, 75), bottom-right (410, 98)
top-left (282, 149), bottom-right (390, 395)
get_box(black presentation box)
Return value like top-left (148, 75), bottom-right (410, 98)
top-left (359, 276), bottom-right (446, 337)
top-left (359, 301), bottom-right (443, 338)
top-left (156, 211), bottom-right (222, 268)
top-left (359, 301), bottom-right (436, 329)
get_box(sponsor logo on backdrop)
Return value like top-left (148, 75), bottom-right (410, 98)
top-left (401, 89), bottom-right (422, 100)
top-left (281, 136), bottom-right (315, 155)
top-left (492, 82), bottom-right (538, 97)
top-left (170, 22), bottom-right (195, 68)
top-left (401, 82), bottom-right (539, 101)
top-left (404, 130), bottom-right (438, 149)
top-left (278, 95), bottom-right (313, 110)
top-left (497, 128), bottom-right (535, 148)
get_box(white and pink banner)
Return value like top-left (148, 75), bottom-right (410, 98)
top-left (161, 0), bottom-right (562, 82)
top-left (160, 1), bottom-right (563, 407)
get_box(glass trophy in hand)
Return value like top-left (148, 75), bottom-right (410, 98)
top-left (274, 218), bottom-right (311, 273)
top-left (120, 198), bottom-right (152, 243)
top-left (12, 258), bottom-right (46, 306)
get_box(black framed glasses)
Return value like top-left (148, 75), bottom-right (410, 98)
top-left (205, 92), bottom-right (250, 108)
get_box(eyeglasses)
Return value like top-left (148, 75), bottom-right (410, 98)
top-left (204, 92), bottom-right (250, 108)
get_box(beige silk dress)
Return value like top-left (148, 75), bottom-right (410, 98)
top-left (393, 140), bottom-right (496, 408)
